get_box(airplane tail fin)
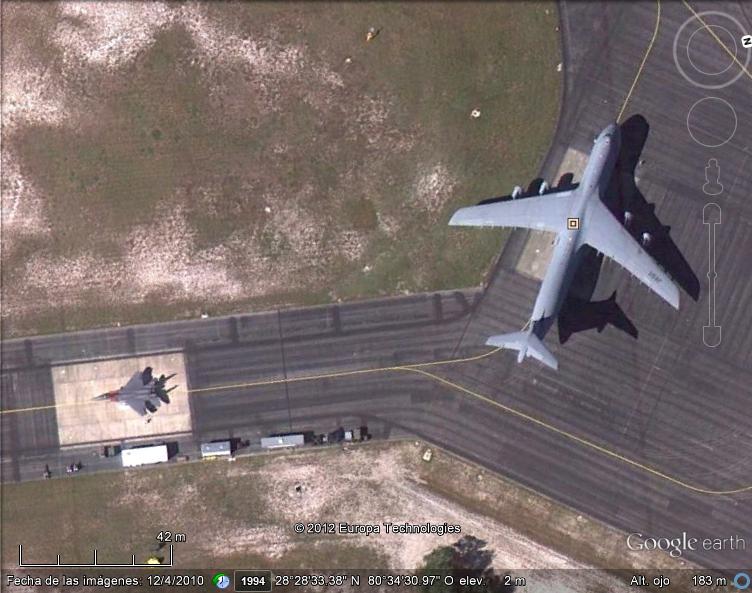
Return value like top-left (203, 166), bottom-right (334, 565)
top-left (486, 330), bottom-right (558, 370)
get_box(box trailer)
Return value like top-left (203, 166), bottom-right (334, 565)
top-left (261, 434), bottom-right (305, 449)
top-left (121, 444), bottom-right (169, 467)
top-left (200, 440), bottom-right (232, 458)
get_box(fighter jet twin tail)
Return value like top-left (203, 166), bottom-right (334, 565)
top-left (94, 366), bottom-right (177, 416)
top-left (449, 123), bottom-right (680, 371)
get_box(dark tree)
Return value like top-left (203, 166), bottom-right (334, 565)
top-left (418, 535), bottom-right (515, 593)
top-left (419, 545), bottom-right (454, 593)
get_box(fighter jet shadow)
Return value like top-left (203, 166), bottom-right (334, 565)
top-left (604, 114), bottom-right (700, 301)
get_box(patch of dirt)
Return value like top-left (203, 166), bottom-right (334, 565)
top-left (1, 2), bottom-right (561, 335)
top-left (156, 444), bottom-right (597, 570)
top-left (19, 201), bottom-right (245, 308)
top-left (0, 2), bottom-right (374, 323)
top-left (412, 163), bottom-right (458, 216)
top-left (0, 154), bottom-right (49, 252)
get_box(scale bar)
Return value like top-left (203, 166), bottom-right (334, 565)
top-left (19, 544), bottom-right (174, 568)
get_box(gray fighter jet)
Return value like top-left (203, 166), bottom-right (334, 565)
top-left (449, 123), bottom-right (679, 370)
top-left (94, 366), bottom-right (177, 416)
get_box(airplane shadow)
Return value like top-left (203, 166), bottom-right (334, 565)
top-left (561, 115), bottom-right (700, 343)
top-left (604, 114), bottom-right (701, 301)
top-left (563, 115), bottom-right (700, 343)
top-left (558, 246), bottom-right (639, 344)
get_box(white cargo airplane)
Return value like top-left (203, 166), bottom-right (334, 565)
top-left (449, 123), bottom-right (679, 370)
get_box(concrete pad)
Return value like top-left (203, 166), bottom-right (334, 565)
top-left (516, 147), bottom-right (589, 280)
top-left (516, 230), bottom-right (557, 280)
top-left (52, 353), bottom-right (191, 446)
top-left (553, 146), bottom-right (589, 185)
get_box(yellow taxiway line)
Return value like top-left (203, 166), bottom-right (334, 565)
top-left (4, 343), bottom-right (750, 495)
top-left (402, 366), bottom-right (752, 496)
top-left (0, 347), bottom-right (501, 414)
top-left (682, 0), bottom-right (752, 83)
top-left (618, 0), bottom-right (752, 123)
top-left (617, 0), bottom-right (661, 123)
top-left (188, 347), bottom-right (502, 394)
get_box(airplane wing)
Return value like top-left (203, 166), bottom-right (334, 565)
top-left (118, 371), bottom-right (154, 416)
top-left (119, 396), bottom-right (149, 416)
top-left (449, 191), bottom-right (575, 232)
top-left (121, 371), bottom-right (144, 392)
top-left (582, 200), bottom-right (680, 309)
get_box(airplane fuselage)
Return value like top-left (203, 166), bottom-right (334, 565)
top-left (530, 124), bottom-right (621, 337)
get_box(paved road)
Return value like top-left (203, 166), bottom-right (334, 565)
top-left (2, 1), bottom-right (751, 569)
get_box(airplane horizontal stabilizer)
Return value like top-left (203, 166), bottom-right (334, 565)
top-left (486, 330), bottom-right (558, 370)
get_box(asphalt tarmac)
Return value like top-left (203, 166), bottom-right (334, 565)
top-left (2, 0), bottom-right (751, 569)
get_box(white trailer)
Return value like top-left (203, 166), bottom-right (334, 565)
top-left (121, 444), bottom-right (169, 467)
top-left (200, 440), bottom-right (232, 458)
top-left (260, 434), bottom-right (305, 449)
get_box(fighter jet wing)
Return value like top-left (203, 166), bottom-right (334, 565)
top-left (121, 371), bottom-right (145, 392)
top-left (583, 200), bottom-right (680, 309)
top-left (120, 396), bottom-right (149, 416)
top-left (117, 371), bottom-right (155, 416)
top-left (449, 191), bottom-right (575, 232)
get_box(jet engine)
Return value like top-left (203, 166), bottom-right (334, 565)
top-left (511, 185), bottom-right (523, 199)
top-left (538, 181), bottom-right (549, 195)
top-left (641, 232), bottom-right (652, 247)
top-left (623, 211), bottom-right (633, 226)
top-left (154, 384), bottom-right (177, 405)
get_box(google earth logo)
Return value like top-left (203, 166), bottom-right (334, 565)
top-left (212, 573), bottom-right (230, 589)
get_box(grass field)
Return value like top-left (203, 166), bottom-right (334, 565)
top-left (1, 442), bottom-right (692, 586)
top-left (2, 2), bottom-right (561, 337)
top-left (1, 447), bottom-right (389, 570)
